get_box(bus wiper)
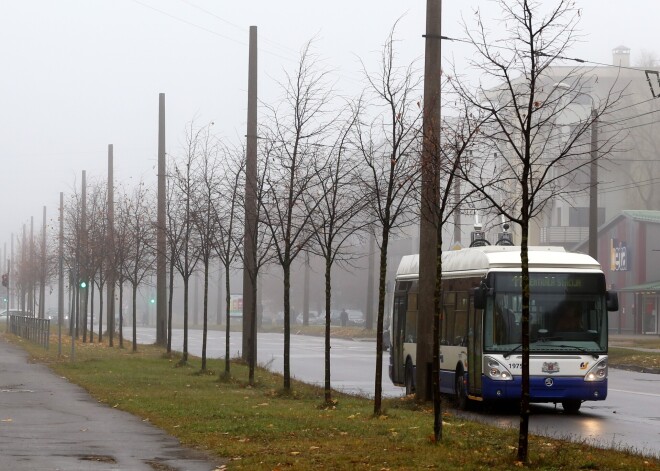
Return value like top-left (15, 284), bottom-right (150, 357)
top-left (504, 344), bottom-right (522, 359)
top-left (555, 344), bottom-right (599, 360)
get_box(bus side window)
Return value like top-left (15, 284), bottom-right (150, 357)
top-left (443, 291), bottom-right (456, 345)
top-left (454, 292), bottom-right (468, 345)
top-left (405, 292), bottom-right (418, 343)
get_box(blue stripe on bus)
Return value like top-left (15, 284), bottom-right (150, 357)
top-left (481, 376), bottom-right (607, 402)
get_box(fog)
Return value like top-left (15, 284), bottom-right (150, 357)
top-left (3, 1), bottom-right (659, 321)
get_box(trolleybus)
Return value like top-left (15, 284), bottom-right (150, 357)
top-left (389, 245), bottom-right (618, 413)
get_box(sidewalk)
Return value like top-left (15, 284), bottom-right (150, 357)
top-left (0, 337), bottom-right (223, 471)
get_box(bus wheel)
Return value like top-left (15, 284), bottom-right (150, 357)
top-left (404, 358), bottom-right (415, 396)
top-left (562, 400), bottom-right (581, 414)
top-left (455, 371), bottom-right (468, 410)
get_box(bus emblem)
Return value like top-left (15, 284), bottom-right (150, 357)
top-left (542, 362), bottom-right (560, 374)
top-left (545, 378), bottom-right (554, 387)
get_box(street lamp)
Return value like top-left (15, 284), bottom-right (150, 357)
top-left (554, 82), bottom-right (598, 260)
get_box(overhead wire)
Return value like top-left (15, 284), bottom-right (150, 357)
top-left (130, 0), bottom-right (298, 63)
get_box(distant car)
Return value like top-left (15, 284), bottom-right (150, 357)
top-left (295, 311), bottom-right (324, 325)
top-left (346, 310), bottom-right (365, 327)
top-left (330, 309), bottom-right (365, 327)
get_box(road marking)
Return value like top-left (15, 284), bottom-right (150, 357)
top-left (609, 388), bottom-right (660, 398)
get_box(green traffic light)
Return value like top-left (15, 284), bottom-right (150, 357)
top-left (80, 281), bottom-right (87, 289)
top-left (150, 298), bottom-right (155, 304)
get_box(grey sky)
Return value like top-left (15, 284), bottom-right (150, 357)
top-left (1, 0), bottom-right (657, 252)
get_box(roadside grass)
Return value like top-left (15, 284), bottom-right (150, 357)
top-left (608, 347), bottom-right (660, 372)
top-left (260, 324), bottom-right (377, 339)
top-left (6, 333), bottom-right (659, 470)
top-left (610, 336), bottom-right (660, 350)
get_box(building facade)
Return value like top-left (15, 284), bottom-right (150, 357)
top-left (575, 210), bottom-right (660, 335)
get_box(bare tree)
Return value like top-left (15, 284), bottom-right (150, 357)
top-left (212, 147), bottom-right (245, 378)
top-left (451, 0), bottom-right (623, 462)
top-left (112, 183), bottom-right (131, 349)
top-left (189, 126), bottom-right (222, 371)
top-left (117, 183), bottom-right (156, 353)
top-left (85, 180), bottom-right (108, 344)
top-left (307, 102), bottom-right (366, 403)
top-left (170, 122), bottom-right (204, 364)
top-left (164, 162), bottom-right (185, 354)
top-left (355, 24), bottom-right (423, 415)
top-left (260, 40), bottom-right (335, 391)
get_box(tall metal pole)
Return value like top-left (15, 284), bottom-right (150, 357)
top-left (589, 110), bottom-right (598, 260)
top-left (453, 178), bottom-right (461, 246)
top-left (10, 233), bottom-right (14, 309)
top-left (39, 206), bottom-right (46, 319)
top-left (243, 25), bottom-right (258, 380)
top-left (40, 206), bottom-right (46, 318)
top-left (365, 235), bottom-right (375, 330)
top-left (107, 144), bottom-right (115, 346)
top-left (417, 0), bottom-right (442, 402)
top-left (21, 225), bottom-right (26, 311)
top-left (156, 93), bottom-right (167, 346)
top-left (80, 170), bottom-right (87, 341)
top-left (303, 253), bottom-right (310, 325)
top-left (58, 192), bottom-right (64, 356)
top-left (29, 216), bottom-right (34, 314)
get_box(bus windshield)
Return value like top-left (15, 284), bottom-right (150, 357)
top-left (484, 273), bottom-right (608, 354)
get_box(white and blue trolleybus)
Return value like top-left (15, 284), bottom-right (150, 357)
top-left (389, 245), bottom-right (619, 413)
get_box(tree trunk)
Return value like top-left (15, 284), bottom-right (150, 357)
top-left (517, 219), bottom-right (531, 462)
top-left (283, 262), bottom-right (291, 390)
top-left (201, 260), bottom-right (209, 371)
top-left (167, 262), bottom-right (174, 354)
top-left (224, 263), bottom-right (231, 376)
top-left (324, 256), bottom-right (332, 403)
top-left (373, 227), bottom-right (390, 415)
top-left (182, 275), bottom-right (189, 363)
top-left (132, 283), bottom-right (138, 352)
top-left (119, 281), bottom-right (124, 349)
top-left (432, 232), bottom-right (443, 442)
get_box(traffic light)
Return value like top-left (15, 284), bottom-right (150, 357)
top-left (79, 280), bottom-right (87, 289)
top-left (149, 298), bottom-right (155, 305)
top-left (1, 273), bottom-right (7, 288)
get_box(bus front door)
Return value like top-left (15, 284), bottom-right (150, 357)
top-left (391, 294), bottom-right (407, 384)
top-left (468, 301), bottom-right (483, 395)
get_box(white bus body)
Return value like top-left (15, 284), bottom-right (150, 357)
top-left (389, 245), bottom-right (618, 413)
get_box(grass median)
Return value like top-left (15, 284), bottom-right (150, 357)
top-left (6, 332), bottom-right (660, 470)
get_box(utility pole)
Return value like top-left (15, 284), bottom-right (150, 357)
top-left (107, 144), bottom-right (115, 346)
top-left (453, 178), bottom-right (461, 246)
top-left (303, 253), bottom-right (310, 325)
top-left (40, 206), bottom-right (46, 319)
top-left (58, 192), bottom-right (64, 356)
top-left (365, 235), bottom-right (375, 330)
top-left (417, 0), bottom-right (442, 402)
top-left (243, 25), bottom-right (258, 383)
top-left (10, 233), bottom-right (14, 309)
top-left (589, 110), bottom-right (598, 260)
top-left (156, 93), bottom-right (167, 346)
top-left (29, 216), bottom-right (34, 315)
top-left (81, 170), bottom-right (87, 342)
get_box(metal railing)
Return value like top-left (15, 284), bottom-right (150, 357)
top-left (9, 315), bottom-right (50, 350)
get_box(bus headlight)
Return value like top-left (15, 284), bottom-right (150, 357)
top-left (484, 356), bottom-right (513, 381)
top-left (584, 358), bottom-right (607, 382)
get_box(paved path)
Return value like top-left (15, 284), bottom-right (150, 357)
top-left (0, 337), bottom-right (223, 471)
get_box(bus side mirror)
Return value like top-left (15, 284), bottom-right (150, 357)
top-left (606, 291), bottom-right (619, 312)
top-left (472, 284), bottom-right (489, 310)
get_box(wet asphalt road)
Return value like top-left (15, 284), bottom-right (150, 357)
top-left (0, 337), bottom-right (223, 471)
